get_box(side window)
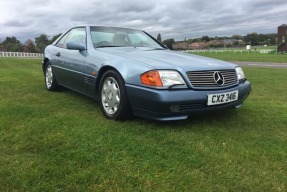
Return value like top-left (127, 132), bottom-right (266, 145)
top-left (65, 28), bottom-right (86, 47)
top-left (56, 32), bottom-right (69, 48)
top-left (55, 28), bottom-right (86, 49)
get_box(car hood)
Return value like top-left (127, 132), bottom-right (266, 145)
top-left (99, 47), bottom-right (237, 71)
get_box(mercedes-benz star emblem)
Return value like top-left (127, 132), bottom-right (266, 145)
top-left (213, 72), bottom-right (224, 86)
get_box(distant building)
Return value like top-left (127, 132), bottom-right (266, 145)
top-left (172, 42), bottom-right (209, 50)
top-left (172, 38), bottom-right (245, 50)
top-left (222, 39), bottom-right (237, 44)
top-left (172, 42), bottom-right (189, 50)
top-left (277, 24), bottom-right (287, 53)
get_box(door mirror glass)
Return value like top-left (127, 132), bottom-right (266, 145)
top-left (66, 41), bottom-right (86, 51)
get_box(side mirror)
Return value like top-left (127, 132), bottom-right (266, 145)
top-left (66, 41), bottom-right (86, 51)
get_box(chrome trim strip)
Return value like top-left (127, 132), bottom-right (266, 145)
top-left (52, 65), bottom-right (96, 78)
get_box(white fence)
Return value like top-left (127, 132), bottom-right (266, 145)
top-left (183, 49), bottom-right (276, 54)
top-left (0, 52), bottom-right (43, 58)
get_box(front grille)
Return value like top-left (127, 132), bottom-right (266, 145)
top-left (179, 103), bottom-right (206, 111)
top-left (186, 69), bottom-right (238, 89)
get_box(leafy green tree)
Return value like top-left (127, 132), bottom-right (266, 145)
top-left (243, 33), bottom-right (276, 45)
top-left (260, 34), bottom-right (276, 45)
top-left (1, 36), bottom-right (23, 52)
top-left (35, 34), bottom-right (49, 53)
top-left (23, 39), bottom-right (37, 53)
top-left (209, 44), bottom-right (224, 48)
top-left (244, 33), bottom-right (260, 45)
top-left (186, 38), bottom-right (193, 43)
top-left (50, 33), bottom-right (62, 44)
top-left (233, 41), bottom-right (239, 46)
top-left (266, 34), bottom-right (275, 45)
top-left (192, 38), bottom-right (200, 43)
top-left (201, 35), bottom-right (211, 42)
top-left (232, 35), bottom-right (242, 40)
top-left (162, 38), bottom-right (175, 50)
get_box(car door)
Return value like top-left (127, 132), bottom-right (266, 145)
top-left (52, 27), bottom-right (87, 92)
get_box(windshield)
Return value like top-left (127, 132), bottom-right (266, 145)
top-left (90, 26), bottom-right (164, 49)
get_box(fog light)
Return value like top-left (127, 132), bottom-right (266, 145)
top-left (170, 105), bottom-right (180, 112)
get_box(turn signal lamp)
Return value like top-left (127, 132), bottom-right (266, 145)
top-left (140, 70), bottom-right (163, 87)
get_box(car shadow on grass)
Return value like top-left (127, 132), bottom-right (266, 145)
top-left (59, 88), bottom-right (98, 103)
top-left (58, 88), bottom-right (243, 130)
top-left (132, 109), bottom-right (242, 130)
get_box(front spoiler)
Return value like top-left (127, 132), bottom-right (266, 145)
top-left (126, 81), bottom-right (251, 121)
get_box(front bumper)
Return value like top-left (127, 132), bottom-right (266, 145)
top-left (126, 81), bottom-right (251, 121)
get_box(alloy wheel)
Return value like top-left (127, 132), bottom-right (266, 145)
top-left (101, 77), bottom-right (121, 115)
top-left (46, 65), bottom-right (53, 89)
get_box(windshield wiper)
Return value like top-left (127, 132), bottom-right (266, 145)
top-left (145, 47), bottom-right (167, 51)
top-left (154, 47), bottom-right (167, 50)
top-left (96, 45), bottom-right (124, 48)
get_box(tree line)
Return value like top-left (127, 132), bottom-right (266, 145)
top-left (160, 33), bottom-right (277, 50)
top-left (0, 34), bottom-right (61, 53)
top-left (0, 32), bottom-right (277, 52)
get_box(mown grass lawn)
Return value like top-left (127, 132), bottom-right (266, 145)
top-left (192, 52), bottom-right (287, 63)
top-left (0, 58), bottom-right (287, 191)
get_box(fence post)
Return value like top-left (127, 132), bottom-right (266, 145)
top-left (0, 52), bottom-right (43, 58)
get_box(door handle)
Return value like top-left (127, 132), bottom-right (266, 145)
top-left (56, 52), bottom-right (61, 57)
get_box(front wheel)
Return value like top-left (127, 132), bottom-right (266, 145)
top-left (99, 70), bottom-right (132, 120)
top-left (44, 62), bottom-right (62, 91)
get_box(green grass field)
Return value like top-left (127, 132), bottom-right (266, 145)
top-left (0, 58), bottom-right (287, 191)
top-left (192, 52), bottom-right (287, 63)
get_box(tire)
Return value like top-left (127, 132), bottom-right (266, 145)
top-left (99, 70), bottom-right (132, 120)
top-left (44, 62), bottom-right (62, 91)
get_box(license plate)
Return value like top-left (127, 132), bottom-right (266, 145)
top-left (207, 90), bottom-right (238, 106)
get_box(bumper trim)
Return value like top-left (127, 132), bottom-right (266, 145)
top-left (126, 81), bottom-right (251, 121)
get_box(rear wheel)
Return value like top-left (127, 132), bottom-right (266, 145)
top-left (99, 70), bottom-right (132, 120)
top-left (44, 62), bottom-right (61, 91)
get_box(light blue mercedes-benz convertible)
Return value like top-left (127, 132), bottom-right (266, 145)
top-left (43, 25), bottom-right (251, 121)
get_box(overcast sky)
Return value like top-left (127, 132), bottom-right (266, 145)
top-left (1, 0), bottom-right (287, 42)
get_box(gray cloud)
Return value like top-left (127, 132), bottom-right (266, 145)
top-left (3, 20), bottom-right (26, 27)
top-left (0, 0), bottom-right (287, 42)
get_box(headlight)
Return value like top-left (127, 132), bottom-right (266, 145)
top-left (158, 70), bottom-right (186, 86)
top-left (140, 70), bottom-right (186, 87)
top-left (235, 67), bottom-right (245, 80)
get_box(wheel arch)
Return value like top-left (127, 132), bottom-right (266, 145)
top-left (95, 65), bottom-right (125, 94)
top-left (42, 58), bottom-right (50, 73)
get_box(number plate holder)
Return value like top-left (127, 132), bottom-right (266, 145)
top-left (207, 90), bottom-right (238, 106)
